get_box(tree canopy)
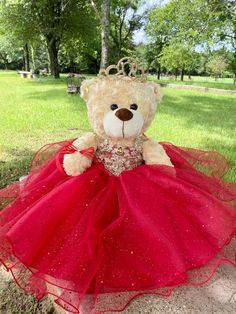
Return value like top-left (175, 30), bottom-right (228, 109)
top-left (0, 0), bottom-right (235, 81)
top-left (146, 0), bottom-right (236, 81)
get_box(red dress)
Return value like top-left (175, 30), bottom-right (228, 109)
top-left (0, 137), bottom-right (235, 314)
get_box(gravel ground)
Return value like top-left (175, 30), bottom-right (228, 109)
top-left (0, 264), bottom-right (235, 314)
top-left (0, 267), bottom-right (56, 314)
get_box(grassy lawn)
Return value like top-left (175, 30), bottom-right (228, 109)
top-left (150, 75), bottom-right (236, 90)
top-left (0, 70), bottom-right (236, 188)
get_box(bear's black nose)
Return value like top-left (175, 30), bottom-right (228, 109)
top-left (115, 108), bottom-right (133, 121)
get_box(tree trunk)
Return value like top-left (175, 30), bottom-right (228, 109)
top-left (233, 51), bottom-right (236, 84)
top-left (1, 55), bottom-right (9, 69)
top-left (175, 69), bottom-right (178, 80)
top-left (46, 36), bottom-right (60, 79)
top-left (23, 43), bottom-right (30, 71)
top-left (157, 65), bottom-right (161, 80)
top-left (31, 45), bottom-right (36, 70)
top-left (22, 54), bottom-right (25, 71)
top-left (100, 0), bottom-right (111, 69)
top-left (181, 68), bottom-right (184, 81)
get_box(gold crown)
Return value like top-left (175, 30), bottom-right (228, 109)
top-left (98, 57), bottom-right (146, 81)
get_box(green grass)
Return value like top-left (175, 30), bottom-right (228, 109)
top-left (150, 75), bottom-right (236, 90)
top-left (0, 70), bottom-right (236, 187)
top-left (0, 71), bottom-right (91, 187)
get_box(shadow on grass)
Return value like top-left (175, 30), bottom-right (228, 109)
top-left (0, 148), bottom-right (34, 188)
top-left (161, 92), bottom-right (236, 131)
top-left (159, 92), bottom-right (236, 182)
top-left (25, 88), bottom-right (87, 111)
top-left (27, 76), bottom-right (67, 86)
top-left (26, 75), bottom-right (93, 87)
top-left (201, 139), bottom-right (236, 182)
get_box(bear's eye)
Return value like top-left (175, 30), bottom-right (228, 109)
top-left (130, 103), bottom-right (138, 110)
top-left (110, 104), bottom-right (118, 111)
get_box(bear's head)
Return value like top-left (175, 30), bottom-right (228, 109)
top-left (80, 59), bottom-right (162, 140)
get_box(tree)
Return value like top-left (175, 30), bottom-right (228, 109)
top-left (206, 0), bottom-right (236, 82)
top-left (206, 55), bottom-right (228, 80)
top-left (0, 1), bottom-right (95, 78)
top-left (148, 0), bottom-right (220, 48)
top-left (159, 43), bottom-right (199, 80)
top-left (60, 31), bottom-right (101, 73)
top-left (100, 0), bottom-right (111, 68)
top-left (30, 0), bottom-right (93, 78)
top-left (146, 0), bottom-right (198, 78)
top-left (0, 35), bottom-right (22, 70)
top-left (147, 0), bottom-right (236, 82)
top-left (90, 0), bottom-right (143, 69)
top-left (0, 1), bottom-right (39, 71)
top-left (110, 0), bottom-right (143, 60)
top-left (91, 0), bottom-right (111, 69)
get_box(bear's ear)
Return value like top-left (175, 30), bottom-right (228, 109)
top-left (80, 79), bottom-right (94, 103)
top-left (148, 82), bottom-right (163, 103)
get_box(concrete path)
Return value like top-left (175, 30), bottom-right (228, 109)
top-left (161, 83), bottom-right (236, 95)
top-left (0, 264), bottom-right (235, 313)
top-left (118, 264), bottom-right (236, 314)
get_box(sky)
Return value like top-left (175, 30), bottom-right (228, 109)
top-left (132, 0), bottom-right (168, 44)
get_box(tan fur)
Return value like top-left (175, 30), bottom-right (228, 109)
top-left (71, 132), bottom-right (97, 150)
top-left (143, 139), bottom-right (173, 167)
top-left (63, 76), bottom-right (173, 176)
top-left (80, 77), bottom-right (161, 138)
top-left (63, 133), bottom-right (97, 176)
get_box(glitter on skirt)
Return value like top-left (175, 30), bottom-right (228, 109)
top-left (0, 138), bottom-right (235, 314)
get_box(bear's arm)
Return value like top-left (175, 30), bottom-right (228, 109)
top-left (63, 132), bottom-right (97, 176)
top-left (143, 138), bottom-right (174, 167)
top-left (71, 132), bottom-right (97, 151)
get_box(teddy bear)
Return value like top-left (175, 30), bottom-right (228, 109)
top-left (63, 57), bottom-right (173, 177)
top-left (1, 57), bottom-right (235, 314)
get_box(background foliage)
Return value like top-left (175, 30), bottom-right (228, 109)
top-left (0, 0), bottom-right (235, 82)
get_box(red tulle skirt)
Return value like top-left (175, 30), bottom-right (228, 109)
top-left (0, 139), bottom-right (235, 313)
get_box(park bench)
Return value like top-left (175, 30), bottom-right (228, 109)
top-left (17, 68), bottom-right (50, 79)
top-left (67, 73), bottom-right (86, 94)
top-left (17, 70), bottom-right (32, 78)
top-left (39, 68), bottom-right (49, 76)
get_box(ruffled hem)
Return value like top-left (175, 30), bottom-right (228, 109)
top-left (0, 231), bottom-right (235, 313)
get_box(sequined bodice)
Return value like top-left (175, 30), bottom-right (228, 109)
top-left (95, 137), bottom-right (144, 176)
